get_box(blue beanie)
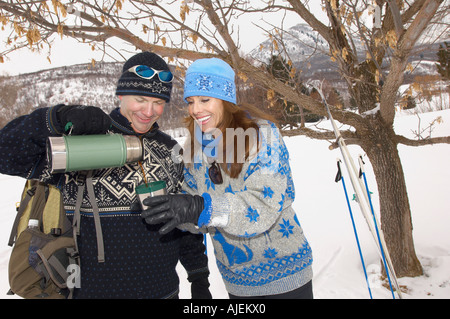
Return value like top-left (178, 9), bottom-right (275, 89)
top-left (183, 58), bottom-right (236, 104)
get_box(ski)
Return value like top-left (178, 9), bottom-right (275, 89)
top-left (310, 80), bottom-right (402, 299)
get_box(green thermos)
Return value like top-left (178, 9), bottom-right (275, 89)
top-left (47, 134), bottom-right (143, 173)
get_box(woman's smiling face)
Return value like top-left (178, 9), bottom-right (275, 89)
top-left (119, 95), bottom-right (165, 133)
top-left (187, 96), bottom-right (224, 132)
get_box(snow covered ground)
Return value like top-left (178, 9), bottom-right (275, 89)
top-left (0, 109), bottom-right (449, 299)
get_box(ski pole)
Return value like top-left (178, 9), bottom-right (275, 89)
top-left (336, 159), bottom-right (373, 299)
top-left (358, 155), bottom-right (402, 299)
top-left (310, 80), bottom-right (401, 299)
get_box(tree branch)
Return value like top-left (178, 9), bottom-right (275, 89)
top-left (395, 134), bottom-right (450, 146)
top-left (197, 0), bottom-right (240, 61)
top-left (281, 125), bottom-right (359, 143)
top-left (386, 0), bottom-right (404, 35)
top-left (286, 0), bottom-right (331, 42)
top-left (379, 0), bottom-right (443, 125)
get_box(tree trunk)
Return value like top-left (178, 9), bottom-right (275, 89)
top-left (362, 122), bottom-right (423, 278)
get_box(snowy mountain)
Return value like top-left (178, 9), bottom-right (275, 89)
top-left (249, 23), bottom-right (334, 79)
top-left (249, 23), bottom-right (444, 83)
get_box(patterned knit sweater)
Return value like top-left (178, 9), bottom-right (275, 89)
top-left (182, 120), bottom-right (313, 297)
top-left (0, 105), bottom-right (209, 299)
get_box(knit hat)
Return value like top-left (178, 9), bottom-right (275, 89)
top-left (116, 52), bottom-right (172, 102)
top-left (183, 58), bottom-right (236, 104)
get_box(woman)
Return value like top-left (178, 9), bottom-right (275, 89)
top-left (142, 58), bottom-right (313, 299)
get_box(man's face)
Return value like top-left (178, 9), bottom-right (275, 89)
top-left (119, 95), bottom-right (165, 134)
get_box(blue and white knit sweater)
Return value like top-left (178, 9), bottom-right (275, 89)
top-left (182, 120), bottom-right (313, 297)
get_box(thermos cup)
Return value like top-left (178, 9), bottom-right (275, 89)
top-left (136, 181), bottom-right (168, 210)
top-left (47, 134), bottom-right (143, 173)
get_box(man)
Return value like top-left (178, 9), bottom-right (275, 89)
top-left (0, 52), bottom-right (211, 299)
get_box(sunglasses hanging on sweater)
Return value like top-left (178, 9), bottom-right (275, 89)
top-left (208, 161), bottom-right (223, 185)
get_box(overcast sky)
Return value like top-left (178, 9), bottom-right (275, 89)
top-left (0, 2), bottom-right (326, 76)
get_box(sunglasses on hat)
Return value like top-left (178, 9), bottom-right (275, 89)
top-left (125, 65), bottom-right (174, 83)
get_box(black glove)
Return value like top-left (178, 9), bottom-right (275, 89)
top-left (190, 275), bottom-right (212, 299)
top-left (141, 194), bottom-right (204, 235)
top-left (56, 104), bottom-right (112, 135)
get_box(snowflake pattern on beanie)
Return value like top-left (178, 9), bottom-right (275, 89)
top-left (183, 58), bottom-right (237, 104)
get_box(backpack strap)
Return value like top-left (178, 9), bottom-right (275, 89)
top-left (86, 171), bottom-right (105, 263)
top-left (28, 183), bottom-right (48, 221)
top-left (72, 173), bottom-right (86, 237)
top-left (72, 171), bottom-right (105, 263)
top-left (8, 183), bottom-right (37, 246)
top-left (36, 249), bottom-right (69, 290)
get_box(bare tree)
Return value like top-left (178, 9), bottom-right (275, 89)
top-left (1, 0), bottom-right (449, 277)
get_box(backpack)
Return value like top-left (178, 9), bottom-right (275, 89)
top-left (7, 179), bottom-right (79, 299)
